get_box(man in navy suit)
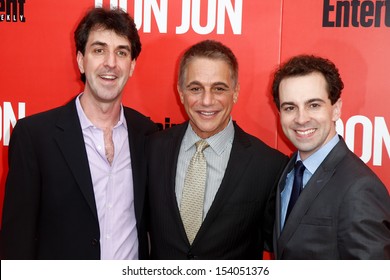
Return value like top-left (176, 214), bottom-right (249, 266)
top-left (1, 7), bottom-right (157, 259)
top-left (271, 54), bottom-right (390, 259)
top-left (147, 40), bottom-right (288, 259)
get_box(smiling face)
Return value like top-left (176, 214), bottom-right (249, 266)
top-left (178, 57), bottom-right (239, 139)
top-left (77, 28), bottom-right (136, 104)
top-left (279, 72), bottom-right (342, 160)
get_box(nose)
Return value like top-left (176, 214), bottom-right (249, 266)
top-left (295, 108), bottom-right (310, 124)
top-left (201, 89), bottom-right (214, 105)
top-left (104, 52), bottom-right (117, 68)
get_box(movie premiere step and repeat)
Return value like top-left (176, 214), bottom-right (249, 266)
top-left (1, 0), bottom-right (389, 268)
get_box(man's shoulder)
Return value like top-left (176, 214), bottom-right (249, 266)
top-left (233, 122), bottom-right (288, 160)
top-left (323, 140), bottom-right (385, 186)
top-left (339, 149), bottom-right (381, 178)
top-left (146, 122), bottom-right (187, 151)
top-left (150, 122), bottom-right (187, 138)
top-left (123, 106), bottom-right (158, 133)
top-left (16, 102), bottom-right (70, 127)
top-left (123, 106), bottom-right (148, 119)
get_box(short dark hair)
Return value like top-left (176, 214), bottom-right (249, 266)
top-left (178, 40), bottom-right (238, 89)
top-left (74, 7), bottom-right (141, 83)
top-left (272, 55), bottom-right (344, 110)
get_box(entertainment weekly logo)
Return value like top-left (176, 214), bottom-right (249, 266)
top-left (1, 102), bottom-right (389, 167)
top-left (323, 0), bottom-right (390, 27)
top-left (95, 0), bottom-right (243, 34)
top-left (0, 0), bottom-right (26, 22)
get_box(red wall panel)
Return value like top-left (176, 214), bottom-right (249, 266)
top-left (1, 0), bottom-right (388, 223)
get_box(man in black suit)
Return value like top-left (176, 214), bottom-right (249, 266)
top-left (0, 7), bottom-right (157, 259)
top-left (271, 54), bottom-right (390, 259)
top-left (147, 40), bottom-right (288, 259)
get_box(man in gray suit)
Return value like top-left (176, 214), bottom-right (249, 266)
top-left (271, 54), bottom-right (390, 259)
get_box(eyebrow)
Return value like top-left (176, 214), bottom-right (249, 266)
top-left (306, 98), bottom-right (326, 104)
top-left (186, 81), bottom-right (230, 88)
top-left (212, 81), bottom-right (230, 88)
top-left (280, 98), bottom-right (326, 107)
top-left (90, 41), bottom-right (131, 52)
top-left (186, 81), bottom-right (202, 88)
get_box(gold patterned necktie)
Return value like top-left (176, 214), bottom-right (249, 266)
top-left (180, 139), bottom-right (209, 244)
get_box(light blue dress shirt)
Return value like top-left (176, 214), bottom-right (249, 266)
top-left (280, 134), bottom-right (340, 230)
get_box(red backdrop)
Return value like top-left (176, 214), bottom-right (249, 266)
top-left (1, 0), bottom-right (389, 223)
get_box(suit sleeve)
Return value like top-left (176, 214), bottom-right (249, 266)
top-left (1, 121), bottom-right (41, 259)
top-left (338, 177), bottom-right (390, 259)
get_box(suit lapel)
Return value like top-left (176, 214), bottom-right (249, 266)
top-left (277, 138), bottom-right (349, 257)
top-left (53, 99), bottom-right (97, 219)
top-left (124, 108), bottom-right (143, 224)
top-left (167, 124), bottom-right (190, 240)
top-left (274, 157), bottom-right (296, 243)
top-left (161, 121), bottom-right (189, 245)
top-left (278, 165), bottom-right (336, 250)
top-left (197, 123), bottom-right (253, 237)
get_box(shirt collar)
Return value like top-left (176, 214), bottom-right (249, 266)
top-left (182, 118), bottom-right (235, 156)
top-left (76, 93), bottom-right (126, 130)
top-left (298, 133), bottom-right (340, 175)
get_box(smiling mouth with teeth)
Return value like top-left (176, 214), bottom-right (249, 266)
top-left (200, 111), bottom-right (216, 116)
top-left (296, 128), bottom-right (316, 135)
top-left (100, 75), bottom-right (116, 80)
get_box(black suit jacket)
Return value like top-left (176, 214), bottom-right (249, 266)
top-left (274, 137), bottom-right (390, 259)
top-left (0, 98), bottom-right (158, 259)
top-left (147, 122), bottom-right (288, 259)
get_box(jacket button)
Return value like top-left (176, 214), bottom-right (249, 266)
top-left (187, 253), bottom-right (197, 259)
top-left (91, 238), bottom-right (99, 246)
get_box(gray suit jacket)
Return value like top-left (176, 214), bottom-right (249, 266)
top-left (147, 122), bottom-right (288, 259)
top-left (274, 137), bottom-right (390, 259)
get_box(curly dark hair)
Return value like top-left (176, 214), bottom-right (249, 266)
top-left (272, 55), bottom-right (344, 110)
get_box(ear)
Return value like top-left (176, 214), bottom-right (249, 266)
top-left (129, 59), bottom-right (136, 77)
top-left (233, 82), bottom-right (240, 104)
top-left (332, 98), bottom-right (342, 121)
top-left (177, 84), bottom-right (185, 104)
top-left (76, 51), bottom-right (85, 74)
